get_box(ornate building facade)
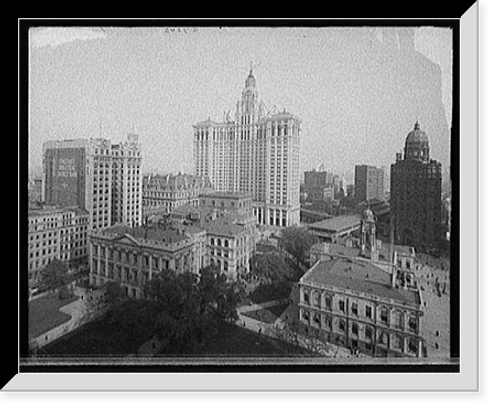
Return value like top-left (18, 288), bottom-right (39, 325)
top-left (300, 204), bottom-right (425, 357)
top-left (88, 224), bottom-right (204, 299)
top-left (193, 70), bottom-right (301, 227)
top-left (390, 122), bottom-right (443, 249)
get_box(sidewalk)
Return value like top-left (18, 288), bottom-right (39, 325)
top-left (414, 261), bottom-right (451, 359)
top-left (236, 300), bottom-right (358, 358)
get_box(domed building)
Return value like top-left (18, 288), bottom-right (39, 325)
top-left (404, 121), bottom-right (430, 162)
top-left (390, 122), bottom-right (443, 250)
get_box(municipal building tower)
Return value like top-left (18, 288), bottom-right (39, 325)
top-left (193, 69), bottom-right (301, 227)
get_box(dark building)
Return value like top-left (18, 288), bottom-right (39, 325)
top-left (43, 141), bottom-right (87, 209)
top-left (304, 169), bottom-right (334, 190)
top-left (390, 122), bottom-right (442, 250)
top-left (354, 165), bottom-right (385, 204)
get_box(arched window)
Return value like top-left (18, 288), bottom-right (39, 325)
top-left (338, 318), bottom-right (346, 332)
top-left (313, 312), bottom-right (321, 326)
top-left (365, 326), bottom-right (373, 341)
top-left (301, 309), bottom-right (310, 323)
top-left (378, 331), bottom-right (389, 346)
top-left (324, 295), bottom-right (332, 310)
top-left (312, 291), bottom-right (321, 308)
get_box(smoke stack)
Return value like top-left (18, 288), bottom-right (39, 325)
top-left (389, 215), bottom-right (396, 288)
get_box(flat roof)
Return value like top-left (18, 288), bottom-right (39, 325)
top-left (308, 214), bottom-right (361, 233)
top-left (301, 258), bottom-right (420, 306)
top-left (200, 191), bottom-right (253, 200)
top-left (28, 205), bottom-right (89, 217)
top-left (310, 242), bottom-right (361, 259)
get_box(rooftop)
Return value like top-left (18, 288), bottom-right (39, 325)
top-left (308, 214), bottom-right (361, 233)
top-left (101, 224), bottom-right (188, 245)
top-left (201, 218), bottom-right (246, 237)
top-left (28, 205), bottom-right (89, 217)
top-left (143, 173), bottom-right (212, 191)
top-left (302, 258), bottom-right (420, 306)
top-left (310, 242), bottom-right (362, 259)
top-left (200, 191), bottom-right (253, 200)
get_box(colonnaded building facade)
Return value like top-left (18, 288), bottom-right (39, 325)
top-left (193, 69), bottom-right (301, 227)
top-left (88, 224), bottom-right (205, 299)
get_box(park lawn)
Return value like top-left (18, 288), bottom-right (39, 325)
top-left (241, 303), bottom-right (289, 324)
top-left (29, 292), bottom-right (79, 340)
top-left (43, 300), bottom-right (158, 357)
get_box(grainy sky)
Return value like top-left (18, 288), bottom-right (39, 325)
top-left (28, 25), bottom-right (453, 182)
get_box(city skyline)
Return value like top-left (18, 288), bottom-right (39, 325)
top-left (28, 25), bottom-right (453, 182)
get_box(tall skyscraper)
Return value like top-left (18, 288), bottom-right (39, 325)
top-left (390, 122), bottom-right (442, 249)
top-left (43, 134), bottom-right (142, 230)
top-left (193, 69), bottom-right (301, 227)
top-left (354, 164), bottom-right (385, 204)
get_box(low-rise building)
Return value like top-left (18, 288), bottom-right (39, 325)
top-left (307, 214), bottom-right (362, 243)
top-left (28, 205), bottom-right (89, 278)
top-left (298, 257), bottom-right (424, 357)
top-left (301, 206), bottom-right (424, 357)
top-left (88, 224), bottom-right (205, 299)
top-left (167, 191), bottom-right (257, 279)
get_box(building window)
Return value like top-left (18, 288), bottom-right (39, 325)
top-left (395, 311), bottom-right (405, 330)
top-left (408, 338), bottom-right (419, 355)
top-left (324, 295), bottom-right (332, 310)
top-left (365, 326), bottom-right (373, 341)
top-left (313, 312), bottom-right (320, 326)
top-left (352, 322), bottom-right (359, 336)
top-left (365, 304), bottom-right (372, 319)
top-left (351, 302), bottom-right (358, 316)
top-left (301, 310), bottom-right (310, 323)
top-left (303, 290), bottom-right (310, 305)
top-left (380, 307), bottom-right (389, 325)
top-left (395, 335), bottom-right (405, 352)
top-left (409, 315), bottom-right (418, 333)
top-left (312, 291), bottom-right (321, 308)
top-left (338, 299), bottom-right (345, 313)
top-left (378, 331), bottom-right (389, 346)
top-left (338, 318), bottom-right (346, 332)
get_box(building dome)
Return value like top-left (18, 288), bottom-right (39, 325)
top-left (404, 121), bottom-right (430, 162)
top-left (405, 121), bottom-right (429, 144)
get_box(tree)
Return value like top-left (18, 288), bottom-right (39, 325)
top-left (249, 253), bottom-right (299, 285)
top-left (278, 226), bottom-right (318, 267)
top-left (141, 264), bottom-right (243, 354)
top-left (39, 258), bottom-right (69, 293)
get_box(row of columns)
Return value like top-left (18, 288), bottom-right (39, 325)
top-left (92, 242), bottom-right (195, 283)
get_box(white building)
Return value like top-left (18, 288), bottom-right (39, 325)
top-left (193, 70), bottom-right (301, 227)
top-left (42, 134), bottom-right (142, 230)
top-left (28, 205), bottom-right (89, 278)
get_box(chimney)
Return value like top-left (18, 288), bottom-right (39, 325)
top-left (389, 215), bottom-right (396, 288)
